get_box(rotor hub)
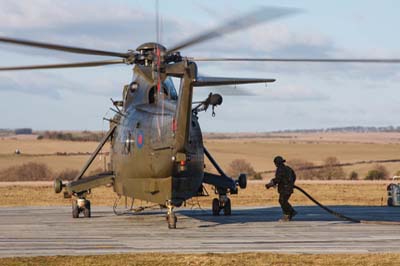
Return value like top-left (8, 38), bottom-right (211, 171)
top-left (134, 42), bottom-right (165, 66)
top-left (134, 42), bottom-right (182, 66)
top-left (136, 42), bottom-right (167, 53)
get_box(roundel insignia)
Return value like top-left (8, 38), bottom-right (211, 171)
top-left (136, 130), bottom-right (144, 149)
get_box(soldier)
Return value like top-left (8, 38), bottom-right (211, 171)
top-left (266, 156), bottom-right (297, 222)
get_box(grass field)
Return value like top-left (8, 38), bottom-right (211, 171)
top-left (0, 138), bottom-right (99, 155)
top-left (1, 252), bottom-right (399, 266)
top-left (203, 139), bottom-right (400, 177)
top-left (1, 132), bottom-right (400, 178)
top-left (0, 138), bottom-right (106, 173)
top-left (0, 181), bottom-right (389, 207)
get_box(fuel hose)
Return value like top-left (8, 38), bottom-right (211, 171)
top-left (294, 185), bottom-right (400, 225)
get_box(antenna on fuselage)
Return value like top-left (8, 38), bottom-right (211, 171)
top-left (154, 0), bottom-right (165, 139)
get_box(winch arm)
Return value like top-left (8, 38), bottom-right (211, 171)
top-left (74, 124), bottom-right (116, 181)
top-left (203, 146), bottom-right (247, 191)
top-left (53, 125), bottom-right (116, 195)
top-left (203, 172), bottom-right (236, 191)
top-left (203, 146), bottom-right (247, 217)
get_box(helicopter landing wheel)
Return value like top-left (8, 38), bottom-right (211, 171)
top-left (72, 200), bottom-right (79, 218)
top-left (83, 200), bottom-right (91, 218)
top-left (212, 198), bottom-right (220, 216)
top-left (223, 198), bottom-right (231, 216)
top-left (167, 212), bottom-right (177, 229)
top-left (166, 201), bottom-right (177, 229)
top-left (72, 198), bottom-right (91, 218)
top-left (388, 198), bottom-right (393, 207)
top-left (213, 195), bottom-right (231, 216)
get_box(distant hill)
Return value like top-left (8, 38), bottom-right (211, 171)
top-left (2, 126), bottom-right (400, 141)
top-left (270, 126), bottom-right (400, 133)
top-left (203, 126), bottom-right (400, 140)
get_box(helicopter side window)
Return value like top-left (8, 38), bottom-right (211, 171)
top-left (163, 78), bottom-right (178, 100)
top-left (148, 81), bottom-right (177, 104)
top-left (148, 86), bottom-right (167, 104)
top-left (149, 87), bottom-right (155, 104)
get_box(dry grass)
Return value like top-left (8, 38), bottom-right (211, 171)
top-left (204, 139), bottom-right (400, 177)
top-left (1, 252), bottom-right (400, 266)
top-left (0, 162), bottom-right (54, 181)
top-left (2, 134), bottom-right (400, 178)
top-left (0, 154), bottom-right (107, 174)
top-left (0, 138), bottom-right (107, 174)
top-left (0, 182), bottom-right (389, 207)
top-left (196, 182), bottom-right (388, 207)
top-left (0, 134), bottom-right (395, 206)
top-left (0, 138), bottom-right (100, 154)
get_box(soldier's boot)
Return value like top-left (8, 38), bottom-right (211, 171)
top-left (289, 210), bottom-right (298, 220)
top-left (278, 214), bottom-right (290, 222)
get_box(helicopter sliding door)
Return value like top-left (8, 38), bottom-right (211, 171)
top-left (149, 111), bottom-right (174, 178)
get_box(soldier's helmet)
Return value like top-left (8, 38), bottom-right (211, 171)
top-left (273, 156), bottom-right (286, 165)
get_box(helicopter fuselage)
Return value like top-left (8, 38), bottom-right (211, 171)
top-left (111, 62), bottom-right (204, 207)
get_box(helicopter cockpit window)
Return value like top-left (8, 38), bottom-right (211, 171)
top-left (148, 78), bottom-right (178, 104)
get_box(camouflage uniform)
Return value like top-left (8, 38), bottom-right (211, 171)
top-left (271, 161), bottom-right (296, 218)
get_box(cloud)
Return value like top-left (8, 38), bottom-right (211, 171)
top-left (0, 0), bottom-right (192, 60)
top-left (197, 85), bottom-right (256, 96)
top-left (0, 72), bottom-right (64, 99)
top-left (0, 1), bottom-right (399, 131)
top-left (194, 83), bottom-right (329, 101)
top-left (3, 0), bottom-right (395, 84)
top-left (0, 67), bottom-right (131, 99)
top-left (259, 83), bottom-right (330, 102)
top-left (0, 0), bottom-right (146, 29)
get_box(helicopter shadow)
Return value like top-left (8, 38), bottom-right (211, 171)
top-left (178, 205), bottom-right (400, 227)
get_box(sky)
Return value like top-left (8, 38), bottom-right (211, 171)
top-left (0, 0), bottom-right (400, 132)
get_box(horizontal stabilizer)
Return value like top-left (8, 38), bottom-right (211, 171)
top-left (193, 76), bottom-right (275, 87)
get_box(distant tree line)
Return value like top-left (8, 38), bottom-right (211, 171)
top-left (37, 130), bottom-right (103, 142)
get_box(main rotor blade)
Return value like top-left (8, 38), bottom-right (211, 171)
top-left (0, 36), bottom-right (130, 58)
top-left (0, 59), bottom-right (125, 71)
top-left (166, 6), bottom-right (299, 54)
top-left (191, 57), bottom-right (400, 63)
top-left (193, 76), bottom-right (275, 87)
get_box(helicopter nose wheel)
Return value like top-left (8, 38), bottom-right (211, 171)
top-left (166, 201), bottom-right (177, 229)
top-left (212, 195), bottom-right (231, 216)
top-left (72, 197), bottom-right (91, 218)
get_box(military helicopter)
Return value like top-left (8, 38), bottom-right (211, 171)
top-left (1, 7), bottom-right (400, 229)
